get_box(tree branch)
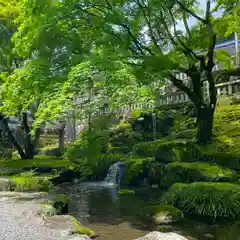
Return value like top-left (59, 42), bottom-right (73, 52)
top-left (176, 0), bottom-right (207, 24)
top-left (182, 11), bottom-right (192, 41)
top-left (120, 24), bottom-right (155, 56)
top-left (168, 73), bottom-right (201, 106)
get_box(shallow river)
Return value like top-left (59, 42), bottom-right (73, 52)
top-left (55, 182), bottom-right (240, 240)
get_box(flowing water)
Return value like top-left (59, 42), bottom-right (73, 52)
top-left (54, 182), bottom-right (240, 240)
top-left (104, 161), bottom-right (126, 185)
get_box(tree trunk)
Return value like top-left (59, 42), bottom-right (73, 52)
top-left (195, 105), bottom-right (214, 144)
top-left (22, 112), bottom-right (35, 159)
top-left (58, 122), bottom-right (66, 151)
top-left (0, 114), bottom-right (26, 159)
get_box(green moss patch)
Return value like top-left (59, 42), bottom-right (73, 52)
top-left (71, 216), bottom-right (96, 237)
top-left (165, 182), bottom-right (240, 220)
top-left (161, 162), bottom-right (237, 187)
top-left (0, 155), bottom-right (71, 169)
top-left (118, 189), bottom-right (135, 195)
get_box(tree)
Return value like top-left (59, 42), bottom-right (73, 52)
top-left (63, 0), bottom-right (240, 144)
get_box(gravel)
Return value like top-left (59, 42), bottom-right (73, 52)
top-left (0, 199), bottom-right (62, 240)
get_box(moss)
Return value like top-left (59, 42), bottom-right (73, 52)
top-left (118, 189), bottom-right (135, 195)
top-left (71, 216), bottom-right (96, 237)
top-left (0, 155), bottom-right (71, 169)
top-left (132, 139), bottom-right (198, 163)
top-left (122, 157), bottom-right (154, 185)
top-left (165, 182), bottom-right (240, 220)
top-left (160, 162), bottom-right (237, 187)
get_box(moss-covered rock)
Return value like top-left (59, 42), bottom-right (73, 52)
top-left (132, 140), bottom-right (199, 163)
top-left (165, 182), bottom-right (240, 220)
top-left (142, 204), bottom-right (183, 225)
top-left (160, 162), bottom-right (237, 187)
top-left (52, 194), bottom-right (69, 214)
top-left (122, 157), bottom-right (155, 185)
top-left (44, 215), bottom-right (96, 237)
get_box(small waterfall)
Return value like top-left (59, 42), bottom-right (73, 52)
top-left (152, 112), bottom-right (157, 140)
top-left (105, 161), bottom-right (126, 185)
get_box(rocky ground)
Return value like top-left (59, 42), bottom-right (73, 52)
top-left (0, 192), bottom-right (91, 240)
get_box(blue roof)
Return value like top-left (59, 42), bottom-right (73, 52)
top-left (194, 40), bottom-right (240, 55)
top-left (215, 40), bottom-right (240, 49)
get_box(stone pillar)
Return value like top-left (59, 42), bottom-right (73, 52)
top-left (222, 87), bottom-right (227, 95)
top-left (217, 87), bottom-right (221, 96)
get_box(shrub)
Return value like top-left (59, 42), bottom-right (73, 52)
top-left (165, 182), bottom-right (240, 220)
top-left (64, 130), bottom-right (109, 163)
top-left (160, 162), bottom-right (237, 187)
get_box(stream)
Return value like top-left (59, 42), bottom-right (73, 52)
top-left (54, 182), bottom-right (240, 240)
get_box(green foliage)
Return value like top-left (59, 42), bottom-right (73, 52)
top-left (118, 189), bottom-right (135, 195)
top-left (10, 171), bottom-right (55, 191)
top-left (64, 130), bottom-right (109, 162)
top-left (165, 182), bottom-right (240, 220)
top-left (161, 162), bottom-right (237, 187)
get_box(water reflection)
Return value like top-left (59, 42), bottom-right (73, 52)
top-left (54, 182), bottom-right (240, 240)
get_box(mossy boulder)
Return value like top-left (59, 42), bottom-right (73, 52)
top-left (160, 162), bottom-right (237, 187)
top-left (142, 204), bottom-right (183, 225)
top-left (122, 157), bottom-right (155, 185)
top-left (165, 182), bottom-right (240, 220)
top-left (132, 140), bottom-right (199, 163)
